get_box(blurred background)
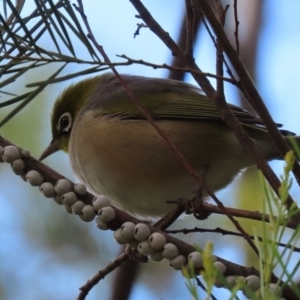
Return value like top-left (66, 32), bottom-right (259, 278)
top-left (1, 1), bottom-right (300, 299)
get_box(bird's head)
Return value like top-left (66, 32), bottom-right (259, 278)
top-left (39, 77), bottom-right (99, 161)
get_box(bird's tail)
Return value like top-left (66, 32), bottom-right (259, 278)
top-left (255, 131), bottom-right (299, 161)
top-left (281, 129), bottom-right (297, 137)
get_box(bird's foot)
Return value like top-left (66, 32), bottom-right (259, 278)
top-left (187, 189), bottom-right (212, 220)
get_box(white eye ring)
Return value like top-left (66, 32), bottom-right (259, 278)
top-left (58, 112), bottom-right (72, 133)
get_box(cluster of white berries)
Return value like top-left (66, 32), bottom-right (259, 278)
top-left (95, 203), bottom-right (209, 270)
top-left (95, 206), bottom-right (283, 298)
top-left (1, 145), bottom-right (30, 170)
top-left (0, 144), bottom-right (284, 298)
top-left (0, 145), bottom-right (99, 222)
top-left (97, 210), bottom-right (189, 269)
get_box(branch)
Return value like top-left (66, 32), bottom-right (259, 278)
top-left (166, 226), bottom-right (300, 253)
top-left (200, 203), bottom-right (298, 229)
top-left (184, 0), bottom-right (195, 56)
top-left (192, 0), bottom-right (300, 195)
top-left (77, 252), bottom-right (129, 300)
top-left (117, 55), bottom-right (238, 85)
top-left (233, 0), bottom-right (240, 55)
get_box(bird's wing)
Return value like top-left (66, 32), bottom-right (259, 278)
top-left (150, 91), bottom-right (265, 125)
top-left (93, 74), bottom-right (290, 134)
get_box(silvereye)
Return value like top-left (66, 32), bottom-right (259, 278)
top-left (40, 73), bottom-right (298, 217)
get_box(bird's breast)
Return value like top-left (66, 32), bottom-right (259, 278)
top-left (69, 112), bottom-right (249, 216)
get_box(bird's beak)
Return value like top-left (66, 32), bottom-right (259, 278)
top-left (39, 138), bottom-right (60, 161)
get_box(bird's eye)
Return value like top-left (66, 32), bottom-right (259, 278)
top-left (58, 112), bottom-right (72, 133)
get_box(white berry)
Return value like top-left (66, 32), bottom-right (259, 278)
top-left (71, 201), bottom-right (85, 215)
top-left (138, 240), bottom-right (155, 255)
top-left (95, 217), bottom-right (108, 230)
top-left (26, 170), bottom-right (43, 186)
top-left (161, 243), bottom-right (179, 260)
top-left (134, 223), bottom-right (150, 242)
top-left (21, 149), bottom-right (30, 158)
top-left (188, 251), bottom-right (203, 269)
top-left (61, 191), bottom-right (77, 206)
top-left (98, 206), bottom-right (115, 222)
top-left (11, 159), bottom-right (25, 175)
top-left (114, 228), bottom-right (130, 245)
top-left (225, 276), bottom-right (236, 288)
top-left (40, 182), bottom-right (56, 198)
top-left (148, 232), bottom-right (166, 251)
top-left (169, 255), bottom-right (186, 270)
top-left (2, 145), bottom-right (21, 163)
top-left (245, 275), bottom-right (260, 291)
top-left (74, 183), bottom-right (87, 195)
top-left (121, 222), bottom-right (136, 240)
top-left (79, 205), bottom-right (96, 222)
top-left (150, 251), bottom-right (163, 262)
top-left (213, 262), bottom-right (226, 288)
top-left (92, 195), bottom-right (111, 212)
top-left (214, 261), bottom-right (226, 274)
top-left (54, 179), bottom-right (72, 195)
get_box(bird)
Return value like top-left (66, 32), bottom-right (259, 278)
top-left (39, 73), bottom-right (298, 217)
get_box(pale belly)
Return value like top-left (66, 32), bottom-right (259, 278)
top-left (69, 115), bottom-right (256, 217)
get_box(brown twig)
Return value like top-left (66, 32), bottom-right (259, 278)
top-left (211, 1), bottom-right (258, 256)
top-left (233, 0), bottom-right (240, 55)
top-left (118, 55), bottom-right (238, 84)
top-left (193, 4), bottom-right (238, 83)
top-left (196, 277), bottom-right (218, 300)
top-left (77, 252), bottom-right (129, 300)
top-left (234, 1), bottom-right (263, 114)
top-left (166, 226), bottom-right (300, 253)
top-left (153, 199), bottom-right (186, 230)
top-left (214, 0), bottom-right (228, 98)
top-left (133, 22), bottom-right (148, 38)
top-left (0, 53), bottom-right (239, 86)
top-left (201, 202), bottom-right (291, 226)
top-left (110, 246), bottom-right (140, 300)
top-left (184, 0), bottom-right (195, 56)
top-left (168, 0), bottom-right (202, 81)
